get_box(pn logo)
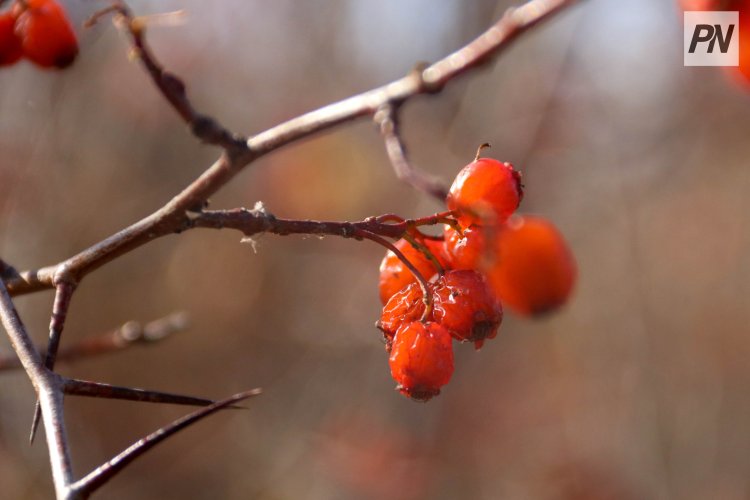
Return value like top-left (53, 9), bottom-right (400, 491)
top-left (684, 11), bottom-right (739, 66)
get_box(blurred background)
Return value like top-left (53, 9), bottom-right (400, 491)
top-left (1, 0), bottom-right (750, 498)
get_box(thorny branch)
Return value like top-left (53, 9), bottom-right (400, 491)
top-left (0, 0), bottom-right (578, 497)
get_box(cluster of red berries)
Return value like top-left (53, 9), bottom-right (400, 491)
top-left (378, 146), bottom-right (577, 401)
top-left (0, 0), bottom-right (78, 69)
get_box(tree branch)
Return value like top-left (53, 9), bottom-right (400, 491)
top-left (4, 0), bottom-right (577, 298)
top-left (374, 103), bottom-right (449, 200)
top-left (69, 389), bottom-right (262, 497)
top-left (0, 0), bottom-right (579, 497)
top-left (31, 282), bottom-right (77, 444)
top-left (0, 312), bottom-right (188, 372)
top-left (62, 378), bottom-right (239, 408)
top-left (0, 278), bottom-right (75, 499)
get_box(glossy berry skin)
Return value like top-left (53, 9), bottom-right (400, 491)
top-left (14, 0), bottom-right (78, 69)
top-left (432, 270), bottom-right (502, 349)
top-left (447, 157), bottom-right (523, 227)
top-left (378, 237), bottom-right (446, 305)
top-left (443, 224), bottom-right (487, 270)
top-left (378, 282), bottom-right (427, 348)
top-left (0, 12), bottom-right (22, 66)
top-left (389, 321), bottom-right (454, 401)
top-left (485, 215), bottom-right (576, 317)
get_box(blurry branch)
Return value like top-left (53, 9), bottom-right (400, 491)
top-left (0, 312), bottom-right (188, 371)
top-left (374, 103), bottom-right (449, 200)
top-left (0, 0), bottom-right (578, 498)
top-left (85, 2), bottom-right (245, 151)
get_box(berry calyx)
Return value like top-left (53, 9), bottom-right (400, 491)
top-left (446, 145), bottom-right (523, 227)
top-left (432, 270), bottom-right (502, 349)
top-left (484, 215), bottom-right (576, 317)
top-left (378, 236), bottom-right (446, 305)
top-left (14, 0), bottom-right (78, 69)
top-left (0, 11), bottom-right (22, 66)
top-left (377, 281), bottom-right (427, 348)
top-left (388, 321), bottom-right (454, 401)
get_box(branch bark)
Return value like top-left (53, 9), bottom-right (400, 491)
top-left (0, 0), bottom-right (579, 497)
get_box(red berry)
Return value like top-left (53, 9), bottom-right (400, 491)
top-left (378, 237), bottom-right (445, 305)
top-left (0, 11), bottom-right (22, 66)
top-left (389, 321), bottom-right (454, 401)
top-left (432, 270), bottom-right (502, 349)
top-left (447, 156), bottom-right (523, 227)
top-left (677, 0), bottom-right (733, 10)
top-left (14, 0), bottom-right (78, 69)
top-left (443, 224), bottom-right (486, 270)
top-left (377, 281), bottom-right (427, 348)
top-left (485, 215), bottom-right (576, 317)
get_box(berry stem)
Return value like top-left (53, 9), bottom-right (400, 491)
top-left (358, 230), bottom-right (433, 320)
top-left (474, 142), bottom-right (491, 161)
top-left (402, 232), bottom-right (445, 275)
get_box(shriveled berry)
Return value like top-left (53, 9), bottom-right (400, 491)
top-left (432, 270), bottom-right (502, 349)
top-left (389, 321), bottom-right (454, 401)
top-left (447, 155), bottom-right (523, 227)
top-left (443, 224), bottom-right (487, 270)
top-left (14, 0), bottom-right (78, 69)
top-left (485, 215), bottom-right (576, 317)
top-left (0, 11), bottom-right (22, 66)
top-left (378, 237), bottom-right (445, 305)
top-left (377, 281), bottom-right (427, 348)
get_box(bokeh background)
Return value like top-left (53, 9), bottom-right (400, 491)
top-left (2, 0), bottom-right (750, 498)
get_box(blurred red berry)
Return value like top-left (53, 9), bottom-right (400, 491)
top-left (432, 270), bottom-right (502, 349)
top-left (14, 0), bottom-right (78, 69)
top-left (0, 11), bottom-right (22, 66)
top-left (389, 321), bottom-right (454, 401)
top-left (447, 155), bottom-right (523, 227)
top-left (485, 215), bottom-right (576, 317)
top-left (378, 237), bottom-right (446, 305)
top-left (677, 0), bottom-right (720, 9)
top-left (377, 282), bottom-right (427, 348)
top-left (443, 224), bottom-right (487, 270)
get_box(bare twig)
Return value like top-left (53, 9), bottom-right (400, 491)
top-left (62, 378), bottom-right (238, 408)
top-left (5, 0), bottom-right (576, 298)
top-left (0, 312), bottom-right (188, 371)
top-left (374, 103), bottom-right (449, 200)
top-left (85, 2), bottom-right (245, 151)
top-left (0, 0), bottom-right (578, 497)
top-left (0, 278), bottom-right (75, 499)
top-left (69, 389), bottom-right (262, 497)
top-left (191, 207), bottom-right (437, 317)
top-left (31, 282), bottom-right (77, 444)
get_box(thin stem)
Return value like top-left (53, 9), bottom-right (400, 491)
top-left (358, 230), bottom-right (433, 321)
top-left (62, 378), bottom-right (238, 408)
top-left (31, 282), bottom-right (77, 444)
top-left (70, 389), bottom-right (262, 497)
top-left (0, 312), bottom-right (189, 372)
top-left (374, 103), bottom-right (448, 200)
top-left (474, 142), bottom-right (491, 161)
top-left (402, 233), bottom-right (445, 275)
